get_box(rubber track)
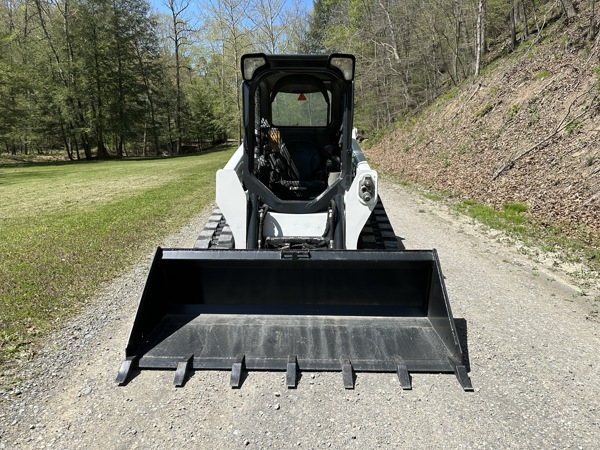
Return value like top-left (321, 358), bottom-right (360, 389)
top-left (194, 207), bottom-right (235, 249)
top-left (195, 199), bottom-right (399, 250)
top-left (357, 199), bottom-right (400, 250)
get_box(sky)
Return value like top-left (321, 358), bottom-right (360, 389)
top-left (149, 0), bottom-right (314, 16)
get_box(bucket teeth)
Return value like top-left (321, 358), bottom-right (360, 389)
top-left (341, 358), bottom-right (355, 389)
top-left (396, 364), bottom-right (412, 390)
top-left (230, 354), bottom-right (247, 388)
top-left (115, 356), bottom-right (138, 386)
top-left (286, 355), bottom-right (298, 388)
top-left (455, 365), bottom-right (474, 392)
top-left (173, 355), bottom-right (193, 387)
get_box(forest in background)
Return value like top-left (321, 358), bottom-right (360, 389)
top-left (1, 0), bottom-right (597, 159)
top-left (0, 0), bottom-right (309, 159)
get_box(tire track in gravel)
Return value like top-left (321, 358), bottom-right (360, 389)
top-left (1, 181), bottom-right (599, 449)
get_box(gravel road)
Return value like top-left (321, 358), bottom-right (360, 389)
top-left (1, 181), bottom-right (599, 449)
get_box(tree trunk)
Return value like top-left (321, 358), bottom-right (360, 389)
top-left (235, 48), bottom-right (242, 145)
top-left (167, 110), bottom-right (174, 155)
top-left (521, 1), bottom-right (529, 40)
top-left (93, 46), bottom-right (108, 159)
top-left (74, 138), bottom-right (80, 160)
top-left (475, 0), bottom-right (485, 76)
top-left (168, 0), bottom-right (189, 156)
top-left (116, 136), bottom-right (124, 158)
top-left (143, 125), bottom-right (148, 157)
top-left (60, 123), bottom-right (74, 161)
top-left (510, 0), bottom-right (517, 50)
top-left (589, 0), bottom-right (596, 40)
top-left (453, 0), bottom-right (461, 82)
top-left (559, 0), bottom-right (577, 19)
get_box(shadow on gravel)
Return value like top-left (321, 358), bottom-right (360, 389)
top-left (116, 368), bottom-right (142, 387)
top-left (396, 235), bottom-right (406, 250)
top-left (454, 318), bottom-right (471, 372)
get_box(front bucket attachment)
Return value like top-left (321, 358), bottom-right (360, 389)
top-left (117, 248), bottom-right (472, 391)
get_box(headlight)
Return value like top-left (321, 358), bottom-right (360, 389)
top-left (242, 55), bottom-right (267, 81)
top-left (329, 55), bottom-right (355, 81)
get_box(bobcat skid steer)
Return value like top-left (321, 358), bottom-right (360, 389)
top-left (116, 54), bottom-right (473, 391)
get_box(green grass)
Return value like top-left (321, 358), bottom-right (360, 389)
top-left (534, 220), bottom-right (600, 267)
top-left (478, 58), bottom-right (501, 77)
top-left (474, 103), bottom-right (494, 120)
top-left (528, 106), bottom-right (540, 125)
top-left (439, 87), bottom-right (459, 102)
top-left (377, 169), bottom-right (599, 276)
top-left (506, 104), bottom-right (521, 122)
top-left (565, 118), bottom-right (583, 134)
top-left (456, 199), bottom-right (529, 233)
top-left (455, 198), bottom-right (599, 272)
top-left (423, 192), bottom-right (444, 201)
top-left (0, 147), bottom-right (234, 363)
top-left (535, 69), bottom-right (551, 80)
top-left (456, 141), bottom-right (472, 155)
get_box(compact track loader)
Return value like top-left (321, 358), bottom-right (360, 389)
top-left (116, 54), bottom-right (473, 391)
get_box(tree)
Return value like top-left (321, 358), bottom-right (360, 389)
top-left (101, 0), bottom-right (162, 157)
top-left (133, 18), bottom-right (164, 156)
top-left (300, 0), bottom-right (338, 53)
top-left (164, 0), bottom-right (194, 154)
top-left (203, 0), bottom-right (253, 143)
top-left (280, 0), bottom-right (309, 52)
top-left (249, 0), bottom-right (287, 53)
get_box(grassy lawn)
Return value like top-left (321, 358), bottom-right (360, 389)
top-left (0, 147), bottom-right (235, 364)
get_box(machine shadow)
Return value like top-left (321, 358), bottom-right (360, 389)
top-left (454, 318), bottom-right (471, 372)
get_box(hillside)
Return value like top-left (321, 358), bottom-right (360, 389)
top-left (366, 18), bottom-right (599, 244)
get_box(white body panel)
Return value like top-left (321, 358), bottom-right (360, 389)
top-left (263, 212), bottom-right (328, 237)
top-left (344, 141), bottom-right (378, 250)
top-left (216, 145), bottom-right (247, 249)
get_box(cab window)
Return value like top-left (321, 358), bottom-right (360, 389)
top-left (271, 91), bottom-right (330, 127)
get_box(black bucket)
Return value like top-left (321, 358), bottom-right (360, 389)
top-left (116, 248), bottom-right (472, 390)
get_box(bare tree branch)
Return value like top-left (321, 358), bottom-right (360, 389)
top-left (493, 86), bottom-right (599, 180)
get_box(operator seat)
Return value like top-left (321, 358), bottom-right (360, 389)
top-left (270, 138), bottom-right (326, 200)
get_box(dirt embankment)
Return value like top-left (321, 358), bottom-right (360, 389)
top-left (367, 20), bottom-right (600, 239)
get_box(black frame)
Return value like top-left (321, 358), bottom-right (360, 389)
top-left (240, 54), bottom-right (356, 215)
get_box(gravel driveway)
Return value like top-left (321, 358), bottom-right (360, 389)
top-left (1, 181), bottom-right (599, 449)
